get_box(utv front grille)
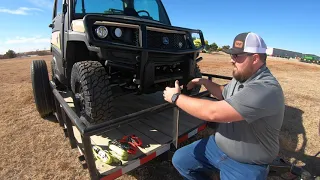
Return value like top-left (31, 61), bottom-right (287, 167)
top-left (146, 30), bottom-right (190, 50)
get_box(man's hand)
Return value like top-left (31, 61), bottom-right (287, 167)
top-left (186, 78), bottom-right (204, 90)
top-left (163, 80), bottom-right (181, 103)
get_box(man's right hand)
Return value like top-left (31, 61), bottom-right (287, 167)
top-left (186, 78), bottom-right (204, 90)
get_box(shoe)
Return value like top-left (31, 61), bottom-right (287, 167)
top-left (92, 145), bottom-right (113, 164)
top-left (108, 140), bottom-right (129, 161)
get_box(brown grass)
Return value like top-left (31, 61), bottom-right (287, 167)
top-left (0, 53), bottom-right (319, 179)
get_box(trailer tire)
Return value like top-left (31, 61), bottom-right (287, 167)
top-left (71, 61), bottom-right (114, 124)
top-left (31, 60), bottom-right (54, 118)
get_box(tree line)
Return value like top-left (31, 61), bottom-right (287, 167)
top-left (0, 39), bottom-right (229, 59)
top-left (193, 38), bottom-right (230, 53)
top-left (0, 49), bottom-right (52, 59)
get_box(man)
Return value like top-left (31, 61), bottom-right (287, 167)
top-left (163, 32), bottom-right (285, 180)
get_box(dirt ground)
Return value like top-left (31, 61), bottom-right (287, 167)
top-left (0, 53), bottom-right (319, 180)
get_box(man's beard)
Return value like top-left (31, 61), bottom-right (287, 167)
top-left (232, 64), bottom-right (253, 83)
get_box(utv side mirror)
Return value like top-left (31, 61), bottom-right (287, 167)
top-left (49, 23), bottom-right (54, 28)
top-left (191, 32), bottom-right (204, 49)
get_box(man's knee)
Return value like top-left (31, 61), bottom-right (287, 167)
top-left (172, 137), bottom-right (212, 169)
top-left (172, 145), bottom-right (191, 169)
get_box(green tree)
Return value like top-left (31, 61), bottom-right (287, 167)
top-left (5, 50), bottom-right (17, 59)
top-left (205, 40), bottom-right (209, 46)
top-left (193, 38), bottom-right (208, 48)
top-left (222, 45), bottom-right (230, 50)
top-left (209, 42), bottom-right (218, 51)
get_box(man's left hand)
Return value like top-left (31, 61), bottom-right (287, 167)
top-left (163, 80), bottom-right (181, 103)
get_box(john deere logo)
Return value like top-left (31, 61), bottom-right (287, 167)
top-left (163, 37), bottom-right (169, 45)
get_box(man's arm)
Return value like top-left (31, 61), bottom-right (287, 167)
top-left (198, 79), bottom-right (225, 100)
top-left (187, 78), bottom-right (227, 100)
top-left (175, 94), bottom-right (244, 123)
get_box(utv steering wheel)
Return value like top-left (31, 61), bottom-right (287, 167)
top-left (137, 10), bottom-right (150, 17)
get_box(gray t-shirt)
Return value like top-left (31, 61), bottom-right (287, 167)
top-left (215, 64), bottom-right (285, 165)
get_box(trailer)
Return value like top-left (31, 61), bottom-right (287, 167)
top-left (31, 59), bottom-right (319, 180)
top-left (31, 58), bottom-right (235, 179)
top-left (56, 88), bottom-right (210, 179)
top-left (266, 48), bottom-right (303, 59)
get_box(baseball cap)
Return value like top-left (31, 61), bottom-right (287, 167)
top-left (222, 32), bottom-right (267, 55)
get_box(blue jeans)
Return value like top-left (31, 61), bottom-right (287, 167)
top-left (172, 135), bottom-right (269, 180)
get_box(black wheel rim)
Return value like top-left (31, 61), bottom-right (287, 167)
top-left (74, 82), bottom-right (85, 117)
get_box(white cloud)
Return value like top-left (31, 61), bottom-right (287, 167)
top-left (27, 0), bottom-right (53, 9)
top-left (5, 36), bottom-right (50, 44)
top-left (0, 7), bottom-right (43, 15)
top-left (0, 36), bottom-right (50, 54)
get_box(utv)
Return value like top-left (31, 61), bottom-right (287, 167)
top-left (48, 0), bottom-right (205, 124)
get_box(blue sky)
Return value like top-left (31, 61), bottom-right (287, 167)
top-left (0, 0), bottom-right (319, 56)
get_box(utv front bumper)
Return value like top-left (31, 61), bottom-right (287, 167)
top-left (82, 15), bottom-right (205, 93)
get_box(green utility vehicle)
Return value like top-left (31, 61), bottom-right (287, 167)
top-left (302, 54), bottom-right (319, 64)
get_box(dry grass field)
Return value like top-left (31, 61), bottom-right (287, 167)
top-left (0, 53), bottom-right (319, 180)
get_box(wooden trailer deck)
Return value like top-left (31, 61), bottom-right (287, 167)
top-left (61, 91), bottom-right (208, 179)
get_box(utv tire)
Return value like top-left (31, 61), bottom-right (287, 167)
top-left (71, 61), bottom-right (114, 124)
top-left (51, 59), bottom-right (55, 81)
top-left (50, 58), bottom-right (65, 90)
top-left (193, 64), bottom-right (202, 92)
top-left (31, 60), bottom-right (54, 118)
top-left (187, 64), bottom-right (202, 95)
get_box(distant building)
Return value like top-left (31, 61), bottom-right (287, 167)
top-left (266, 48), bottom-right (303, 59)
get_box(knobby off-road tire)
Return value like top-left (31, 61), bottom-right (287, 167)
top-left (71, 61), bottom-right (114, 124)
top-left (187, 64), bottom-right (202, 95)
top-left (194, 64), bottom-right (202, 92)
top-left (51, 59), bottom-right (55, 81)
top-left (50, 58), bottom-right (63, 90)
top-left (50, 59), bottom-right (59, 84)
top-left (31, 60), bottom-right (54, 118)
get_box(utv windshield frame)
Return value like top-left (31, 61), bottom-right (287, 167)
top-left (71, 0), bottom-right (172, 25)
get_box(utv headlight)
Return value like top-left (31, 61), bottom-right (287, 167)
top-left (114, 28), bottom-right (122, 38)
top-left (95, 26), bottom-right (108, 38)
